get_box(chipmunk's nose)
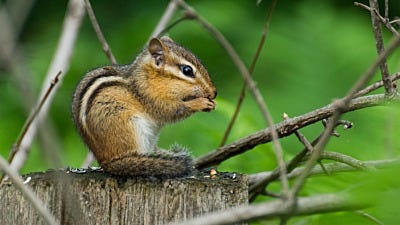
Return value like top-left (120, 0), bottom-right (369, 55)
top-left (208, 88), bottom-right (217, 100)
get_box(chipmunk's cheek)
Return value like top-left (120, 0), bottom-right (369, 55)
top-left (182, 95), bottom-right (198, 102)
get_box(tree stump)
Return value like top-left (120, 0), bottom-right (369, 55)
top-left (0, 169), bottom-right (248, 225)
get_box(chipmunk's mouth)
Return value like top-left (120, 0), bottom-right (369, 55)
top-left (182, 95), bottom-right (198, 102)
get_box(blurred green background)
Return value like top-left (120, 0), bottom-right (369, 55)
top-left (1, 0), bottom-right (400, 224)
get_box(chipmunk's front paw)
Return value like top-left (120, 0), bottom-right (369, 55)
top-left (184, 97), bottom-right (216, 112)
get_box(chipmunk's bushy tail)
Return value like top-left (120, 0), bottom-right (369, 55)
top-left (100, 148), bottom-right (193, 178)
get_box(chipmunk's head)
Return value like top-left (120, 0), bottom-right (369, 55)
top-left (134, 36), bottom-right (217, 122)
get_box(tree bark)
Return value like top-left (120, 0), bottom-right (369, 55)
top-left (0, 170), bottom-right (248, 225)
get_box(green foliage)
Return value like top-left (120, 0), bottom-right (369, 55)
top-left (1, 0), bottom-right (400, 224)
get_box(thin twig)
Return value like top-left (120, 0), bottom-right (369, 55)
top-left (286, 112), bottom-right (315, 153)
top-left (149, 0), bottom-right (180, 39)
top-left (290, 127), bottom-right (316, 206)
top-left (354, 2), bottom-right (370, 11)
top-left (355, 72), bottom-right (400, 97)
top-left (10, 71), bottom-right (62, 162)
top-left (391, 18), bottom-right (400, 24)
top-left (1, 71), bottom-right (62, 184)
top-left (369, 0), bottom-right (395, 96)
top-left (355, 210), bottom-right (385, 225)
top-left (354, 2), bottom-right (400, 36)
top-left (177, 0), bottom-right (290, 197)
top-left (156, 15), bottom-right (190, 38)
top-left (384, 0), bottom-right (389, 19)
top-left (319, 151), bottom-right (369, 170)
top-left (0, 156), bottom-right (59, 225)
top-left (83, 0), bottom-right (117, 65)
top-left (294, 130), bottom-right (314, 153)
top-left (322, 119), bottom-right (353, 137)
top-left (220, 0), bottom-right (277, 146)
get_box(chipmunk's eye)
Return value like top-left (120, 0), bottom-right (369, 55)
top-left (180, 65), bottom-right (195, 78)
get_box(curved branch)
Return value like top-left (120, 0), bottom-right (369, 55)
top-left (84, 0), bottom-right (117, 64)
top-left (319, 151), bottom-right (368, 170)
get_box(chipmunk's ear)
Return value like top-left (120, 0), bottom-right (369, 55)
top-left (160, 36), bottom-right (174, 42)
top-left (149, 38), bottom-right (167, 66)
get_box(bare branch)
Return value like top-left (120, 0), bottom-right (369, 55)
top-left (369, 0), bottom-right (395, 96)
top-left (355, 72), bottom-right (400, 97)
top-left (149, 0), bottom-right (180, 39)
top-left (293, 129), bottom-right (314, 153)
top-left (384, 0), bottom-right (389, 19)
top-left (354, 2), bottom-right (370, 11)
top-left (9, 0), bottom-right (86, 171)
top-left (0, 156), bottom-right (59, 225)
top-left (354, 2), bottom-right (400, 36)
top-left (195, 94), bottom-right (396, 169)
top-left (319, 151), bottom-right (369, 170)
top-left (356, 210), bottom-right (385, 225)
top-left (6, 72), bottom-right (62, 167)
top-left (84, 0), bottom-right (117, 65)
top-left (391, 18), bottom-right (400, 25)
top-left (172, 193), bottom-right (370, 225)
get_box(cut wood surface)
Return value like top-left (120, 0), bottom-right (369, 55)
top-left (0, 169), bottom-right (248, 225)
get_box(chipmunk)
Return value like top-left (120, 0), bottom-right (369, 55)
top-left (72, 37), bottom-right (217, 178)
